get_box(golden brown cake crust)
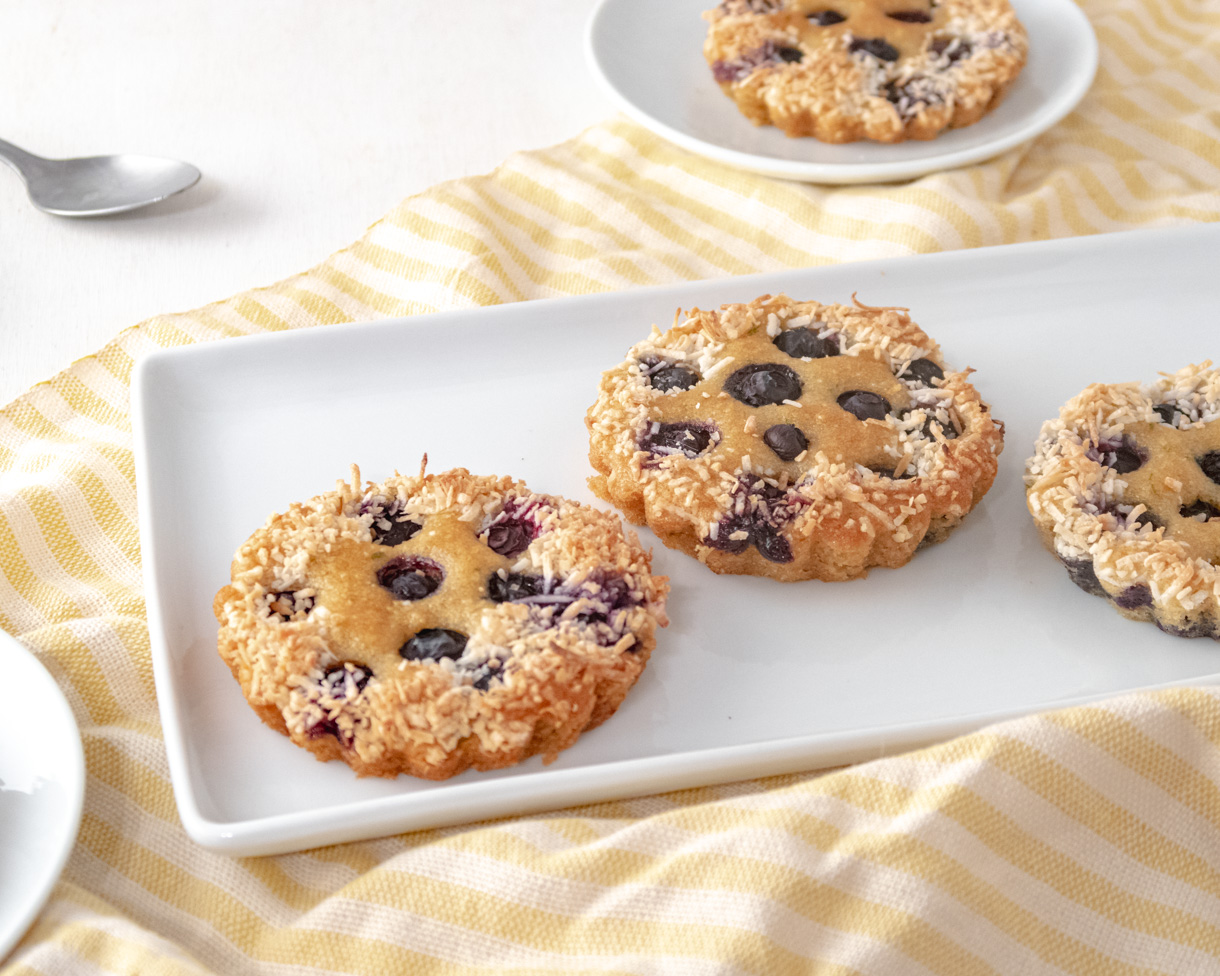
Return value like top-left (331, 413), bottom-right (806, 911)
top-left (1025, 364), bottom-right (1220, 640)
top-left (703, 0), bottom-right (1027, 143)
top-left (214, 466), bottom-right (669, 779)
top-left (586, 294), bottom-right (1003, 581)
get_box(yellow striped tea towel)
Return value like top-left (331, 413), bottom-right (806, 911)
top-left (4, 0), bottom-right (1220, 970)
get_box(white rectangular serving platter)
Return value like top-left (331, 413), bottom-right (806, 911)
top-left (135, 224), bottom-right (1220, 856)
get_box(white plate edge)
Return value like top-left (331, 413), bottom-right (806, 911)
top-left (131, 223), bottom-right (1220, 856)
top-left (0, 632), bottom-right (86, 961)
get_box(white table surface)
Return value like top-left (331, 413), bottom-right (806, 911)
top-left (0, 0), bottom-right (612, 408)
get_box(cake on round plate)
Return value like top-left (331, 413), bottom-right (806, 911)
top-left (703, 0), bottom-right (1028, 142)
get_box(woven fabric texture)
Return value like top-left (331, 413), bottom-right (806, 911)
top-left (4, 0), bottom-right (1220, 971)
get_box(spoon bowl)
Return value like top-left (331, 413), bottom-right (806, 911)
top-left (0, 138), bottom-right (200, 216)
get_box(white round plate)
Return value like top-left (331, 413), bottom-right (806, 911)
top-left (586, 0), bottom-right (1097, 184)
top-left (0, 632), bottom-right (85, 962)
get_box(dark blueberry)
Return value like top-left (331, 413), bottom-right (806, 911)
top-left (321, 662), bottom-right (372, 699)
top-left (867, 463), bottom-right (915, 480)
top-left (705, 514), bottom-right (754, 554)
top-left (776, 45), bottom-right (804, 63)
top-left (837, 390), bottom-right (892, 421)
top-left (1115, 585), bottom-right (1153, 610)
top-left (471, 662), bottom-right (502, 692)
top-left (377, 556), bottom-right (442, 601)
top-left (1112, 446), bottom-right (1143, 474)
top-left (1156, 618), bottom-right (1215, 639)
top-left (1062, 556), bottom-right (1105, 597)
top-left (849, 37), bottom-right (900, 61)
top-left (400, 628), bottom-right (468, 662)
top-left (1197, 451), bottom-right (1220, 485)
top-left (642, 421), bottom-right (716, 458)
top-left (753, 525), bottom-right (793, 564)
top-left (372, 516), bottom-right (422, 547)
top-left (763, 424), bottom-right (809, 462)
top-left (1153, 403), bottom-right (1182, 426)
top-left (1087, 437), bottom-right (1145, 475)
top-left (648, 363), bottom-right (700, 393)
top-left (724, 363), bottom-right (803, 407)
top-left (487, 572), bottom-right (543, 603)
top-left (929, 36), bottom-right (972, 62)
top-left (1180, 499), bottom-right (1220, 521)
top-left (885, 80), bottom-right (912, 109)
top-left (1132, 509), bottom-right (1162, 531)
top-left (888, 10), bottom-right (932, 22)
top-left (808, 9), bottom-right (846, 25)
top-left (773, 327), bottom-right (837, 360)
top-left (917, 412), bottom-right (958, 441)
top-left (267, 590), bottom-right (314, 620)
top-left (486, 520), bottom-right (533, 558)
top-left (900, 358), bottom-right (944, 386)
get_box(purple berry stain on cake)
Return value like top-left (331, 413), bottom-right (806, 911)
top-left (704, 479), bottom-right (800, 564)
top-left (712, 41), bottom-right (804, 83)
top-left (1115, 585), bottom-right (1153, 610)
top-left (565, 570), bottom-right (645, 648)
top-left (482, 497), bottom-right (547, 558)
top-left (1061, 555), bottom-right (1105, 597)
top-left (377, 555), bottom-right (443, 601)
top-left (306, 662), bottom-right (372, 743)
top-left (1156, 618), bottom-right (1215, 640)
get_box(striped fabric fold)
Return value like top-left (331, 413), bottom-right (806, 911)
top-left (4, 0), bottom-right (1220, 972)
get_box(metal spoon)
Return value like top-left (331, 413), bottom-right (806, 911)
top-left (0, 138), bottom-right (200, 216)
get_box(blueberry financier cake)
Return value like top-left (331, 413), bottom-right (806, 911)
top-left (586, 295), bottom-right (1003, 581)
top-left (213, 466), bottom-right (669, 779)
top-left (1026, 364), bottom-right (1220, 640)
top-left (704, 0), bottom-right (1027, 142)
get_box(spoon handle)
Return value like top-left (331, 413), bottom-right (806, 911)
top-left (0, 138), bottom-right (42, 178)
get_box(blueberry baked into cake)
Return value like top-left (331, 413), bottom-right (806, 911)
top-left (213, 465), bottom-right (669, 779)
top-left (587, 295), bottom-right (1003, 581)
top-left (1026, 364), bottom-right (1220, 640)
top-left (704, 0), bottom-right (1027, 142)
